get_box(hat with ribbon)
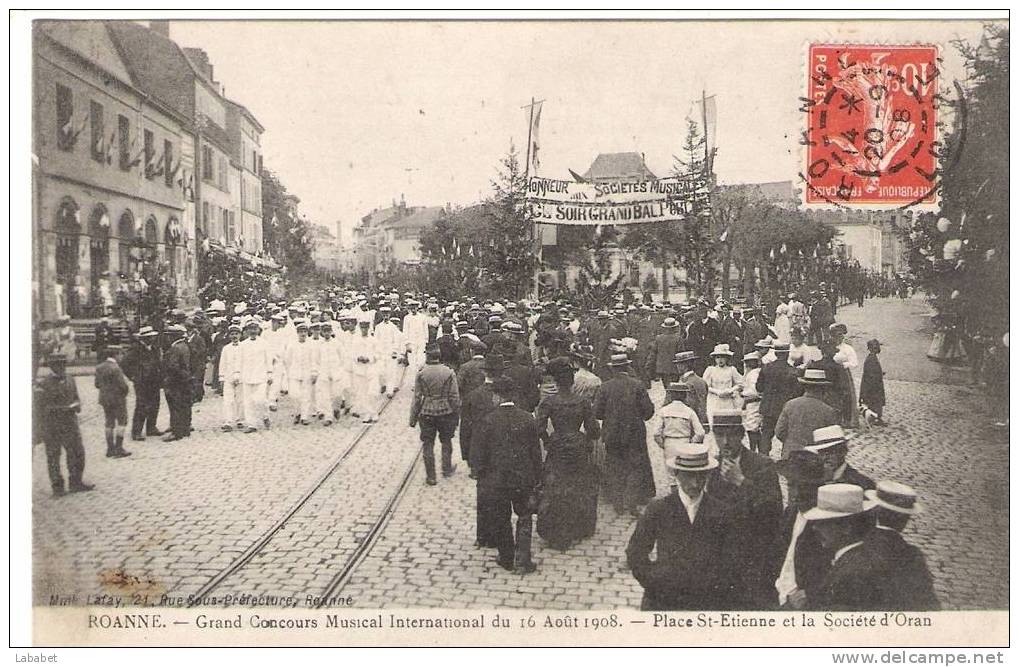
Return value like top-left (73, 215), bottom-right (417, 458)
top-left (710, 343), bottom-right (735, 357)
top-left (666, 381), bottom-right (692, 394)
top-left (666, 442), bottom-right (719, 472)
top-left (138, 326), bottom-right (159, 338)
top-left (661, 317), bottom-right (680, 329)
top-left (804, 484), bottom-right (877, 521)
top-left (607, 353), bottom-right (632, 367)
top-left (673, 350), bottom-right (698, 364)
top-left (712, 408), bottom-right (743, 428)
top-left (804, 424), bottom-right (851, 453)
top-left (798, 368), bottom-right (831, 385)
top-left (865, 481), bottom-right (922, 515)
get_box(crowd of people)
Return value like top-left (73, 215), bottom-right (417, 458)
top-left (32, 282), bottom-right (939, 612)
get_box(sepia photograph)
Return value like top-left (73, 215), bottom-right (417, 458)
top-left (12, 10), bottom-right (1010, 651)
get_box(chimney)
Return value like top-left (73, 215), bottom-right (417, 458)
top-left (183, 47), bottom-right (215, 83)
top-left (149, 20), bottom-right (170, 37)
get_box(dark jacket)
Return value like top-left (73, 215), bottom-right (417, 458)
top-left (505, 362), bottom-right (540, 412)
top-left (162, 339), bottom-right (192, 392)
top-left (94, 358), bottom-right (130, 407)
top-left (708, 450), bottom-right (783, 607)
top-left (859, 353), bottom-right (885, 410)
top-left (460, 382), bottom-right (496, 455)
top-left (686, 318), bottom-right (721, 360)
top-left (718, 317), bottom-right (744, 355)
top-left (645, 330), bottom-right (685, 377)
top-left (833, 464), bottom-right (876, 491)
top-left (122, 342), bottom-right (162, 387)
top-left (626, 490), bottom-right (745, 610)
top-left (436, 334), bottom-right (460, 369)
top-left (456, 358), bottom-right (487, 400)
top-left (592, 371), bottom-right (655, 453)
top-left (810, 528), bottom-right (940, 611)
top-left (186, 331), bottom-right (208, 380)
top-left (469, 403), bottom-right (543, 491)
top-left (758, 360), bottom-right (803, 419)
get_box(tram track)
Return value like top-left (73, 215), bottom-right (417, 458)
top-left (187, 367), bottom-right (420, 607)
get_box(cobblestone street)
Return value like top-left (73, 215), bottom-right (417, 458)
top-left (33, 298), bottom-right (1008, 610)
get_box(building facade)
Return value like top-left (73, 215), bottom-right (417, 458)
top-left (33, 21), bottom-right (194, 320)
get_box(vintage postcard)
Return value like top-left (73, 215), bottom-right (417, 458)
top-left (11, 11), bottom-right (1010, 653)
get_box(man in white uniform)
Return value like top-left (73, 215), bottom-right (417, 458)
top-left (240, 319), bottom-right (273, 432)
top-left (349, 314), bottom-right (380, 422)
top-left (218, 324), bottom-right (244, 431)
top-left (286, 320), bottom-right (318, 425)
top-left (402, 300), bottom-right (429, 370)
top-left (374, 313), bottom-right (405, 398)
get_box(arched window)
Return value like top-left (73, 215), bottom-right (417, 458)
top-left (117, 209), bottom-right (136, 276)
top-left (144, 216), bottom-right (158, 245)
top-left (88, 205), bottom-right (111, 295)
top-left (55, 196), bottom-right (80, 231)
top-left (165, 216), bottom-right (182, 281)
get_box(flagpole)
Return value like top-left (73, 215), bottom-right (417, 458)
top-left (701, 89), bottom-right (709, 175)
top-left (522, 97), bottom-right (539, 300)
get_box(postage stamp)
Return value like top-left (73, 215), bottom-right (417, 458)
top-left (802, 43), bottom-right (941, 208)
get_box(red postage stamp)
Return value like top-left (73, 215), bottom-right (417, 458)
top-left (802, 43), bottom-right (941, 208)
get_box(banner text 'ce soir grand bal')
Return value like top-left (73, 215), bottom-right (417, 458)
top-left (525, 176), bottom-right (711, 225)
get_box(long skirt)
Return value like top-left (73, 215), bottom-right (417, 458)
top-left (836, 366), bottom-right (859, 428)
top-left (602, 441), bottom-right (655, 512)
top-left (537, 436), bottom-right (599, 549)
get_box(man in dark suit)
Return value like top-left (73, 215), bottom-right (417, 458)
top-left (757, 342), bottom-right (802, 455)
top-left (684, 303), bottom-right (720, 376)
top-left (469, 376), bottom-right (543, 573)
top-left (460, 352), bottom-right (505, 549)
top-left (773, 451), bottom-right (830, 609)
top-left (717, 304), bottom-right (744, 372)
top-left (805, 425), bottom-right (875, 490)
top-left (645, 317), bottom-right (685, 391)
top-left (504, 352), bottom-right (540, 413)
top-left (122, 326), bottom-right (163, 441)
top-left (707, 409), bottom-right (783, 609)
top-left (161, 324), bottom-right (193, 442)
top-left (674, 351), bottom-right (708, 427)
top-left (806, 484), bottom-right (880, 610)
top-left (593, 354), bottom-right (656, 516)
top-left (857, 482), bottom-right (941, 610)
top-left (626, 442), bottom-right (743, 610)
top-left (455, 340), bottom-right (488, 401)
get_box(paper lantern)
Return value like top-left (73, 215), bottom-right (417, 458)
top-left (936, 217), bottom-right (952, 233)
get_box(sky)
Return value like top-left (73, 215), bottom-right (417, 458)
top-left (168, 19), bottom-right (990, 245)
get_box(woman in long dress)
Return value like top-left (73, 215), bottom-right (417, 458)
top-left (702, 343), bottom-right (743, 427)
top-left (535, 358), bottom-right (601, 551)
top-left (829, 323), bottom-right (860, 428)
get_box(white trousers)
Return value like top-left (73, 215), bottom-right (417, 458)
top-left (378, 356), bottom-right (400, 393)
top-left (293, 379), bottom-right (315, 421)
top-left (351, 367), bottom-right (379, 418)
top-left (316, 377), bottom-right (338, 417)
top-left (222, 382), bottom-right (244, 426)
top-left (243, 382), bottom-right (266, 428)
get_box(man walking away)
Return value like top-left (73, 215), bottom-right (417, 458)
top-left (469, 376), bottom-right (542, 574)
top-left (410, 345), bottom-right (461, 485)
top-left (122, 326), bottom-right (163, 441)
top-left (162, 325), bottom-right (193, 441)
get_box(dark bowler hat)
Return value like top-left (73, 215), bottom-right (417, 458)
top-left (482, 352), bottom-right (507, 371)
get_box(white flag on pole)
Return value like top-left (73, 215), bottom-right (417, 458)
top-left (695, 95), bottom-right (717, 167)
top-left (529, 101), bottom-right (543, 172)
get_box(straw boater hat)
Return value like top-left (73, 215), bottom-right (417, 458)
top-left (743, 351), bottom-right (761, 362)
top-left (571, 343), bottom-right (596, 361)
top-left (865, 481), bottom-right (923, 515)
top-left (712, 408), bottom-right (743, 428)
top-left (137, 326), bottom-right (159, 338)
top-left (666, 381), bottom-right (691, 394)
top-left (607, 353), bottom-right (632, 367)
top-left (798, 368), bottom-right (831, 385)
top-left (804, 484), bottom-right (877, 522)
top-left (772, 341), bottom-right (791, 353)
top-left (661, 317), bottom-right (680, 329)
top-left (596, 310), bottom-right (610, 320)
top-left (804, 425), bottom-right (850, 453)
top-left (228, 323), bottom-right (242, 333)
top-left (666, 442), bottom-right (719, 473)
top-left (710, 343), bottom-right (734, 357)
top-left (673, 351), bottom-right (698, 364)
top-left (829, 323), bottom-right (848, 335)
top-left (755, 337), bottom-right (774, 349)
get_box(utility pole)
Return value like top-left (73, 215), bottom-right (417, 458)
top-left (521, 97), bottom-right (544, 300)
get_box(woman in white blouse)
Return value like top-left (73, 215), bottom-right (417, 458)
top-left (702, 343), bottom-right (743, 427)
top-left (829, 323), bottom-right (860, 428)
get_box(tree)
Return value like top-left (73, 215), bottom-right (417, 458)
top-left (417, 143), bottom-right (536, 299)
top-left (260, 169), bottom-right (315, 280)
top-left (905, 25), bottom-right (1009, 338)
